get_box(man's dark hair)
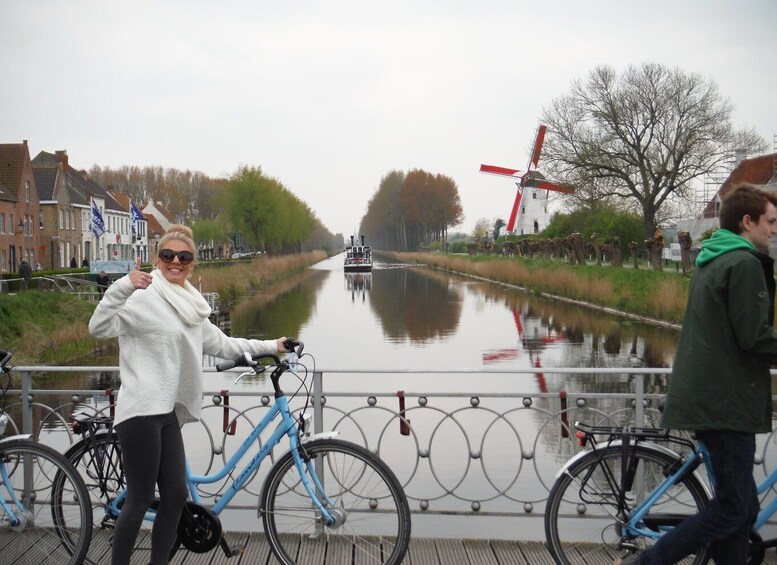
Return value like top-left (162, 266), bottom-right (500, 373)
top-left (719, 183), bottom-right (777, 233)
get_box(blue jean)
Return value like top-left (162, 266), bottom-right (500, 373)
top-left (639, 430), bottom-right (758, 565)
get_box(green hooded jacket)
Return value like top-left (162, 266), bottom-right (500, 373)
top-left (662, 229), bottom-right (777, 433)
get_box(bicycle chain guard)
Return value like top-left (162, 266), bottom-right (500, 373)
top-left (177, 502), bottom-right (222, 553)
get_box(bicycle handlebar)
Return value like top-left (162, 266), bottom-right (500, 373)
top-left (215, 338), bottom-right (304, 372)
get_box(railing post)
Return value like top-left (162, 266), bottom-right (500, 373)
top-left (20, 370), bottom-right (32, 437)
top-left (313, 370), bottom-right (324, 435)
top-left (634, 372), bottom-right (645, 429)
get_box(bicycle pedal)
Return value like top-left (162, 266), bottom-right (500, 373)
top-left (226, 545), bottom-right (245, 557)
top-left (619, 540), bottom-right (639, 552)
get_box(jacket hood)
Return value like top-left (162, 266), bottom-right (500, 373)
top-left (695, 229), bottom-right (755, 267)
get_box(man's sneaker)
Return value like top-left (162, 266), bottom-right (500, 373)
top-left (613, 553), bottom-right (640, 565)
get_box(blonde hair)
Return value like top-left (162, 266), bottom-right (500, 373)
top-left (158, 224), bottom-right (196, 255)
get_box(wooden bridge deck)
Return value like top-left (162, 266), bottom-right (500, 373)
top-left (83, 529), bottom-right (777, 564)
top-left (85, 529), bottom-right (559, 564)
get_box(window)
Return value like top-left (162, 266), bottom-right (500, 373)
top-left (533, 220), bottom-right (539, 234)
top-left (60, 209), bottom-right (65, 230)
top-left (521, 207), bottom-right (525, 214)
top-left (532, 191), bottom-right (537, 199)
top-left (25, 181), bottom-right (30, 203)
top-left (0, 213), bottom-right (5, 234)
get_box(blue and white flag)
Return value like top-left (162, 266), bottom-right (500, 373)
top-left (91, 200), bottom-right (106, 238)
top-left (130, 202), bottom-right (143, 235)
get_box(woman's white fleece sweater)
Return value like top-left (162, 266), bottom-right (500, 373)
top-left (89, 273), bottom-right (279, 427)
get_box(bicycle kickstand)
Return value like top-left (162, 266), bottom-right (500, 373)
top-left (219, 534), bottom-right (245, 557)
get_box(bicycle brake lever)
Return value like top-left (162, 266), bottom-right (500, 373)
top-left (235, 371), bottom-right (253, 384)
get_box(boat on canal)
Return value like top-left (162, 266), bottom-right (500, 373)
top-left (344, 235), bottom-right (372, 272)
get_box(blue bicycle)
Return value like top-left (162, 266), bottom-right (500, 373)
top-left (64, 340), bottom-right (411, 564)
top-left (544, 421), bottom-right (777, 565)
top-left (0, 349), bottom-right (93, 565)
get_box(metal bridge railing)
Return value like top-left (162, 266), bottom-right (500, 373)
top-left (5, 365), bottom-right (777, 538)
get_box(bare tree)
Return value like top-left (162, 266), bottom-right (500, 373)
top-left (542, 63), bottom-right (767, 238)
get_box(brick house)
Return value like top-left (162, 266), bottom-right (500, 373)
top-left (32, 150), bottom-right (89, 269)
top-left (33, 150), bottom-right (130, 266)
top-left (0, 141), bottom-right (41, 273)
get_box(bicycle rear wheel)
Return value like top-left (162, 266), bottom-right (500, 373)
top-left (63, 431), bottom-right (125, 523)
top-left (0, 438), bottom-right (92, 565)
top-left (260, 438), bottom-right (411, 565)
top-left (544, 444), bottom-right (711, 565)
top-left (62, 431), bottom-right (125, 564)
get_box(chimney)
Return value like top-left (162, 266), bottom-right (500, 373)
top-left (55, 150), bottom-right (68, 167)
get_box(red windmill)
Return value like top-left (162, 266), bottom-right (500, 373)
top-left (480, 124), bottom-right (574, 234)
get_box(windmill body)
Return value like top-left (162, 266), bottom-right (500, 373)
top-left (480, 124), bottom-right (573, 236)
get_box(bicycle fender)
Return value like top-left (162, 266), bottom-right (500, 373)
top-left (301, 431), bottom-right (340, 443)
top-left (0, 434), bottom-right (33, 446)
top-left (554, 440), bottom-right (693, 479)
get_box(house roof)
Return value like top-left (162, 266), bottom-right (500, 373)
top-left (109, 191), bottom-right (144, 217)
top-left (144, 201), bottom-right (175, 223)
top-left (33, 150), bottom-right (120, 210)
top-left (33, 168), bottom-right (58, 201)
top-left (703, 153), bottom-right (777, 217)
top-left (0, 177), bottom-right (18, 203)
top-left (143, 212), bottom-right (165, 238)
top-left (0, 143), bottom-right (27, 199)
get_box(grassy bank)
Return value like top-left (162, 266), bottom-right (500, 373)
top-left (196, 251), bottom-right (327, 303)
top-left (0, 251), bottom-right (327, 365)
top-left (0, 291), bottom-right (98, 365)
top-left (394, 252), bottom-right (691, 324)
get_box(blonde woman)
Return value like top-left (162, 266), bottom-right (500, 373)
top-left (90, 225), bottom-right (288, 565)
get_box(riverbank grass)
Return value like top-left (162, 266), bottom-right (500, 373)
top-left (397, 252), bottom-right (691, 324)
top-left (0, 291), bottom-right (99, 364)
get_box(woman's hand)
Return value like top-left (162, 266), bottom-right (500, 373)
top-left (129, 258), bottom-right (152, 290)
top-left (276, 336), bottom-right (289, 353)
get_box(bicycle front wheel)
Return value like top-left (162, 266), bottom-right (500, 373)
top-left (260, 438), bottom-right (411, 565)
top-left (544, 444), bottom-right (711, 565)
top-left (0, 438), bottom-right (92, 565)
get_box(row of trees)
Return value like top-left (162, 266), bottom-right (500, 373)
top-left (88, 164), bottom-right (222, 221)
top-left (90, 164), bottom-right (340, 255)
top-left (360, 169), bottom-right (464, 251)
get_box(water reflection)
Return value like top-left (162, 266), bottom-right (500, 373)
top-left (369, 268), bottom-right (463, 343)
top-left (55, 255), bottom-right (680, 393)
top-left (344, 273), bottom-right (371, 302)
top-left (230, 269), bottom-right (329, 340)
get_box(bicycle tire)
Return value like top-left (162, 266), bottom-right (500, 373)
top-left (62, 431), bottom-right (125, 564)
top-left (544, 443), bottom-right (711, 565)
top-left (0, 438), bottom-right (92, 565)
top-left (260, 438), bottom-right (411, 565)
top-left (63, 431), bottom-right (125, 522)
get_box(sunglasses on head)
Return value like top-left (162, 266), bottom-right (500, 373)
top-left (158, 249), bottom-right (194, 265)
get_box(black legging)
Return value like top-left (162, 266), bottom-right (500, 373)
top-left (113, 411), bottom-right (188, 565)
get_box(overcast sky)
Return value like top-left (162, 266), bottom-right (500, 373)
top-left (3, 1), bottom-right (776, 237)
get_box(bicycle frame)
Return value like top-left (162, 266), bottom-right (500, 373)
top-left (622, 437), bottom-right (777, 540)
top-left (622, 446), bottom-right (705, 540)
top-left (0, 433), bottom-right (34, 527)
top-left (105, 387), bottom-right (338, 525)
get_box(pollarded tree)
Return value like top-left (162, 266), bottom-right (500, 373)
top-left (542, 63), bottom-right (766, 239)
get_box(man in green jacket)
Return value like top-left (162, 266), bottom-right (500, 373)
top-left (617, 183), bottom-right (777, 565)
